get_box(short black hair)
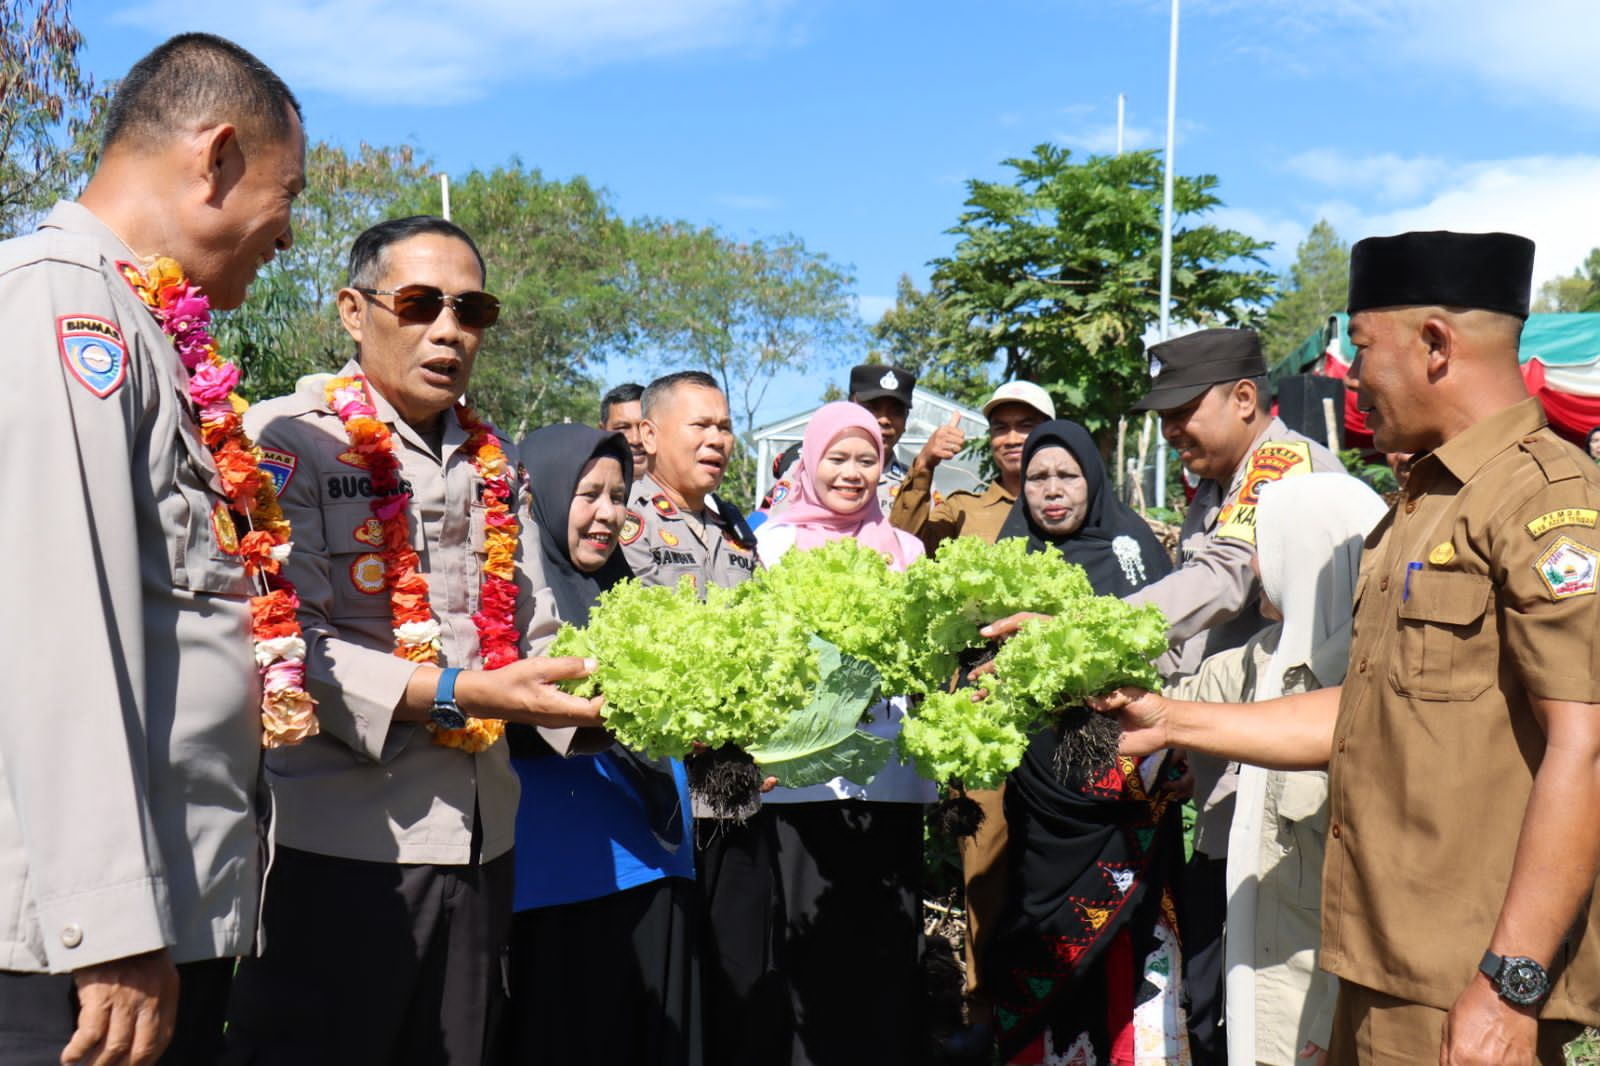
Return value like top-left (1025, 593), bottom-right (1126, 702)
top-left (642, 370), bottom-right (721, 419)
top-left (347, 216), bottom-right (488, 290)
top-left (599, 383), bottom-right (644, 425)
top-left (103, 33), bottom-right (301, 155)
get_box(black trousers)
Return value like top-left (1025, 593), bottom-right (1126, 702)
top-left (1179, 853), bottom-right (1228, 1066)
top-left (0, 957), bottom-right (233, 1066)
top-left (222, 846), bottom-right (513, 1066)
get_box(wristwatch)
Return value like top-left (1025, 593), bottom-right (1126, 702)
top-left (430, 667), bottom-right (468, 731)
top-left (1479, 950), bottom-right (1550, 1007)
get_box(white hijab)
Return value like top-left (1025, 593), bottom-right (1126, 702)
top-left (1225, 473), bottom-right (1387, 1065)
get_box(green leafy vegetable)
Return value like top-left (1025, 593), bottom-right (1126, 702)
top-left (985, 598), bottom-right (1169, 723)
top-left (546, 578), bottom-right (819, 758)
top-left (745, 637), bottom-right (892, 789)
top-left (899, 690), bottom-right (1030, 792)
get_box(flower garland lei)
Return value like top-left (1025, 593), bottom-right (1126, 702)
top-left (119, 257), bottom-right (319, 748)
top-left (324, 375), bottom-right (517, 752)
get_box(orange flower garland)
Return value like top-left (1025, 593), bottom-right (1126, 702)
top-left (324, 376), bottom-right (515, 752)
top-left (119, 257), bottom-right (319, 748)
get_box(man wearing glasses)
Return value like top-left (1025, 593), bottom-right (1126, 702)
top-left (223, 216), bottom-right (603, 1062)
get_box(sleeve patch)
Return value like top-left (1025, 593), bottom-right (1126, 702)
top-left (57, 315), bottom-right (127, 398)
top-left (258, 447), bottom-right (299, 496)
top-left (1215, 440), bottom-right (1314, 545)
top-left (1526, 508), bottom-right (1598, 539)
top-left (1534, 535), bottom-right (1599, 599)
top-left (619, 510), bottom-right (644, 546)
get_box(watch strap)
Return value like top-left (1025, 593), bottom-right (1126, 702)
top-left (434, 666), bottom-right (463, 708)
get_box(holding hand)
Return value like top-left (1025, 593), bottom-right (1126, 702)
top-left (1086, 686), bottom-right (1170, 757)
top-left (457, 656), bottom-right (606, 729)
top-left (913, 412), bottom-right (966, 473)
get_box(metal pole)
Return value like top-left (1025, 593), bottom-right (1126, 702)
top-left (1154, 0), bottom-right (1179, 509)
top-left (1116, 93), bottom-right (1126, 156)
top-left (440, 174), bottom-right (451, 221)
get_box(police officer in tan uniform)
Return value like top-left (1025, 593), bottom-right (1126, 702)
top-left (1100, 231), bottom-right (1600, 1065)
top-left (223, 217), bottom-right (601, 1064)
top-left (0, 35), bottom-right (305, 1066)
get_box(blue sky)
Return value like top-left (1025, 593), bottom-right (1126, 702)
top-left (75, 0), bottom-right (1600, 427)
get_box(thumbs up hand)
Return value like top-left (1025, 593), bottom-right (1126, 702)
top-left (913, 411), bottom-right (966, 474)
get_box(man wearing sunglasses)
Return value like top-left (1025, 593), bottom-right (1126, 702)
top-left (223, 215), bottom-right (603, 1063)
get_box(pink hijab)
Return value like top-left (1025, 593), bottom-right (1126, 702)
top-left (767, 401), bottom-right (924, 571)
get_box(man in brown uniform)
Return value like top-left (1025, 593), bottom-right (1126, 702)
top-left (223, 217), bottom-right (602, 1063)
top-left (0, 35), bottom-right (305, 1066)
top-left (1099, 231), bottom-right (1600, 1065)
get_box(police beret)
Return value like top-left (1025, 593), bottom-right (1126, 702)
top-left (1347, 231), bottom-right (1536, 319)
top-left (849, 364), bottom-right (915, 407)
top-left (1131, 328), bottom-right (1267, 413)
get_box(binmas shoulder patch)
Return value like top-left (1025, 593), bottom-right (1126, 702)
top-left (1215, 440), bottom-right (1313, 545)
top-left (58, 315), bottom-right (128, 398)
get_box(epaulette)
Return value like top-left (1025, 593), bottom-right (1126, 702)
top-left (1519, 432), bottom-right (1585, 484)
top-left (714, 495), bottom-right (758, 550)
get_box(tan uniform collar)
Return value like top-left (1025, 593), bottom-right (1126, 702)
top-left (1421, 396), bottom-right (1546, 486)
top-left (982, 481), bottom-right (1015, 507)
top-left (40, 201), bottom-right (137, 263)
top-left (638, 472), bottom-right (730, 529)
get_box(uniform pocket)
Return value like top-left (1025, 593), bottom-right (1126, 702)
top-left (1387, 570), bottom-right (1494, 700)
top-left (170, 416), bottom-right (251, 597)
top-left (323, 500), bottom-right (395, 619)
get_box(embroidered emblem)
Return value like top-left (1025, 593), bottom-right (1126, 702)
top-left (1112, 535), bottom-right (1146, 585)
top-left (349, 552), bottom-right (387, 594)
top-left (660, 529), bottom-right (680, 547)
top-left (1109, 868), bottom-right (1135, 895)
top-left (210, 502), bottom-right (240, 555)
top-left (57, 315), bottom-right (127, 398)
top-left (771, 480), bottom-right (791, 505)
top-left (1535, 535), bottom-right (1599, 600)
top-left (878, 369), bottom-right (898, 390)
top-left (651, 493), bottom-right (678, 518)
top-left (1428, 541), bottom-right (1456, 566)
top-left (1149, 354), bottom-right (1163, 379)
top-left (1526, 508), bottom-right (1599, 539)
top-left (619, 510), bottom-right (643, 545)
top-left (258, 447), bottom-right (299, 496)
top-left (1215, 440), bottom-right (1314, 545)
top-left (354, 519), bottom-right (385, 547)
top-left (336, 446), bottom-right (369, 470)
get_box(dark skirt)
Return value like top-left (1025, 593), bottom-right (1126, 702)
top-left (698, 800), bottom-right (926, 1066)
top-left (499, 876), bottom-right (703, 1066)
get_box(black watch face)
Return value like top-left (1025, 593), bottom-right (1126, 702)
top-left (433, 704), bottom-right (468, 731)
top-left (1500, 958), bottom-right (1550, 1006)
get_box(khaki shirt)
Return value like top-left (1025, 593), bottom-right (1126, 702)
top-left (0, 202), bottom-right (259, 972)
top-left (1128, 418), bottom-right (1344, 678)
top-left (620, 473), bottom-right (760, 592)
top-left (1324, 399), bottom-right (1600, 1023)
top-left (244, 363), bottom-right (524, 866)
top-left (891, 467), bottom-right (1014, 550)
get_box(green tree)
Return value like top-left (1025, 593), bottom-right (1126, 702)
top-left (1261, 219), bottom-right (1349, 366)
top-left (215, 142), bottom-right (433, 402)
top-left (1, 0), bottom-right (108, 238)
top-left (633, 222), bottom-right (859, 501)
top-left (930, 144), bottom-right (1273, 437)
top-left (1534, 248), bottom-right (1600, 313)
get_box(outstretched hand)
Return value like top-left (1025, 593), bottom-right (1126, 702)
top-left (1086, 686), bottom-right (1170, 756)
top-left (471, 656), bottom-right (606, 729)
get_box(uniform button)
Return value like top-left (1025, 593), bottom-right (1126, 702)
top-left (1330, 823), bottom-right (1342, 840)
top-left (1338, 739), bottom-right (1347, 753)
top-left (1379, 576), bottom-right (1389, 592)
top-left (1523, 436), bottom-right (1538, 444)
top-left (1404, 500), bottom-right (1417, 514)
top-left (1358, 657), bottom-right (1368, 673)
top-left (60, 923), bottom-right (83, 949)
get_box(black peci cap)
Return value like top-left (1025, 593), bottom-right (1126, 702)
top-left (1347, 231), bottom-right (1536, 319)
top-left (1131, 328), bottom-right (1267, 412)
top-left (849, 364), bottom-right (915, 408)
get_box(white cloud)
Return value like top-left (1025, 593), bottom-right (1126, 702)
top-left (1282, 150), bottom-right (1452, 206)
top-left (857, 294), bottom-right (895, 323)
top-left (1208, 206), bottom-right (1309, 272)
top-left (1232, 152), bottom-right (1600, 291)
top-left (112, 0), bottom-right (798, 103)
top-left (1054, 122), bottom-right (1158, 155)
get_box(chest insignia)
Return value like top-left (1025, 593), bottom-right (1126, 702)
top-left (1534, 535), bottom-right (1599, 600)
top-left (660, 529), bottom-right (680, 547)
top-left (619, 510), bottom-right (643, 546)
top-left (349, 552), bottom-right (387, 594)
top-left (652, 493), bottom-right (679, 518)
top-left (354, 518), bottom-right (385, 547)
top-left (1526, 508), bottom-right (1599, 539)
top-left (258, 447), bottom-right (299, 496)
top-left (57, 315), bottom-right (128, 398)
top-left (1427, 542), bottom-right (1456, 566)
top-left (336, 446), bottom-right (369, 470)
top-left (210, 502), bottom-right (240, 556)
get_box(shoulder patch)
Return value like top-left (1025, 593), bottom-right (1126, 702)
top-left (1215, 440), bottom-right (1313, 545)
top-left (1535, 535), bottom-right (1599, 599)
top-left (1526, 508), bottom-right (1598, 539)
top-left (651, 493), bottom-right (679, 518)
top-left (770, 479), bottom-right (791, 506)
top-left (619, 510), bottom-right (643, 546)
top-left (258, 447), bottom-right (299, 496)
top-left (57, 315), bottom-right (127, 398)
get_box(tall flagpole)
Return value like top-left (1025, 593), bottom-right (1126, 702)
top-left (1154, 0), bottom-right (1179, 509)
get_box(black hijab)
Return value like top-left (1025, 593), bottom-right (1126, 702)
top-left (518, 424), bottom-right (635, 625)
top-left (996, 419), bottom-right (1172, 597)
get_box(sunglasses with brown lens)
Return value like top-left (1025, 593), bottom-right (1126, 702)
top-left (355, 284), bottom-right (501, 329)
